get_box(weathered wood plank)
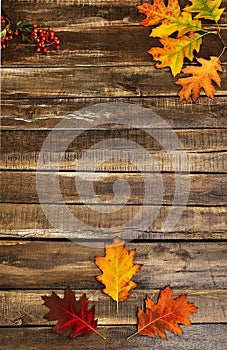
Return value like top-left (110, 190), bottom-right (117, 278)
top-left (2, 0), bottom-right (227, 26)
top-left (2, 27), bottom-right (226, 67)
top-left (0, 204), bottom-right (226, 239)
top-left (1, 172), bottom-right (227, 206)
top-left (0, 325), bottom-right (226, 350)
top-left (1, 289), bottom-right (226, 326)
top-left (1, 66), bottom-right (227, 99)
top-left (0, 241), bottom-right (226, 289)
top-left (1, 97), bottom-right (227, 130)
top-left (1, 0), bottom-right (142, 27)
top-left (2, 129), bottom-right (226, 152)
top-left (1, 129), bottom-right (226, 172)
top-left (1, 150), bottom-right (226, 172)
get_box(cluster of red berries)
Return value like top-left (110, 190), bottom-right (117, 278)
top-left (1, 14), bottom-right (60, 54)
top-left (30, 24), bottom-right (60, 54)
top-left (1, 15), bottom-right (19, 49)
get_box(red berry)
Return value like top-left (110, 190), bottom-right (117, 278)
top-left (55, 45), bottom-right (60, 50)
top-left (43, 47), bottom-right (47, 54)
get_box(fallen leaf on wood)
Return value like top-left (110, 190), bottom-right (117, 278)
top-left (42, 288), bottom-right (106, 339)
top-left (185, 0), bottom-right (224, 22)
top-left (149, 32), bottom-right (202, 76)
top-left (138, 0), bottom-right (201, 38)
top-left (127, 285), bottom-right (197, 340)
top-left (176, 56), bottom-right (223, 101)
top-left (95, 237), bottom-right (142, 313)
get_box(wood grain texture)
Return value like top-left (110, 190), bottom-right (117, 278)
top-left (1, 172), bottom-right (227, 206)
top-left (1, 97), bottom-right (227, 130)
top-left (1, 129), bottom-right (226, 171)
top-left (2, 0), bottom-right (227, 26)
top-left (1, 66), bottom-right (227, 99)
top-left (1, 289), bottom-right (227, 326)
top-left (0, 241), bottom-right (226, 289)
top-left (2, 129), bottom-right (226, 152)
top-left (0, 204), bottom-right (226, 239)
top-left (1, 150), bottom-right (226, 172)
top-left (0, 325), bottom-right (226, 350)
top-left (1, 27), bottom-right (226, 67)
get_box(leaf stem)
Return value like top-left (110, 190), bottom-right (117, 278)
top-left (126, 330), bottom-right (140, 340)
top-left (217, 45), bottom-right (227, 60)
top-left (94, 329), bottom-right (107, 340)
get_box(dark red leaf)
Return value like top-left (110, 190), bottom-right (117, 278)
top-left (42, 288), bottom-right (105, 339)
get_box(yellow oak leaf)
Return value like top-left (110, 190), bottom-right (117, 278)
top-left (185, 0), bottom-right (224, 22)
top-left (138, 0), bottom-right (201, 38)
top-left (149, 32), bottom-right (202, 76)
top-left (95, 237), bottom-right (142, 313)
top-left (175, 56), bottom-right (223, 102)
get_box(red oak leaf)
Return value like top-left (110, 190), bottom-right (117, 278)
top-left (42, 288), bottom-right (106, 339)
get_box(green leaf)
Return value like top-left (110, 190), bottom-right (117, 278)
top-left (185, 0), bottom-right (224, 23)
top-left (16, 19), bottom-right (23, 26)
top-left (22, 24), bottom-right (34, 32)
top-left (1, 27), bottom-right (8, 39)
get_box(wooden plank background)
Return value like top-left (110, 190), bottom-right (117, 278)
top-left (1, 0), bottom-right (227, 349)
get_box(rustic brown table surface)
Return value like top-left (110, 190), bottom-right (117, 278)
top-left (1, 1), bottom-right (227, 349)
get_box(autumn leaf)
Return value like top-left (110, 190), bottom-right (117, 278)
top-left (185, 0), bottom-right (225, 22)
top-left (42, 288), bottom-right (106, 339)
top-left (127, 286), bottom-right (197, 340)
top-left (95, 237), bottom-right (142, 313)
top-left (138, 0), bottom-right (201, 38)
top-left (176, 56), bottom-right (223, 101)
top-left (149, 32), bottom-right (202, 76)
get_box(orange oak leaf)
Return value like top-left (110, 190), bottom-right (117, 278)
top-left (127, 286), bottom-right (197, 340)
top-left (95, 237), bottom-right (142, 313)
top-left (42, 288), bottom-right (106, 339)
top-left (138, 0), bottom-right (201, 38)
top-left (176, 56), bottom-right (223, 101)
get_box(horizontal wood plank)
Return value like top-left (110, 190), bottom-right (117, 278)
top-left (1, 128), bottom-right (226, 172)
top-left (0, 204), bottom-right (226, 239)
top-left (1, 97), bottom-right (227, 130)
top-left (1, 289), bottom-right (227, 326)
top-left (2, 128), bottom-right (226, 151)
top-left (1, 66), bottom-right (227, 99)
top-left (0, 325), bottom-right (226, 350)
top-left (1, 0), bottom-right (142, 28)
top-left (1, 172), bottom-right (227, 206)
top-left (0, 241), bottom-right (226, 289)
top-left (1, 150), bottom-right (226, 172)
top-left (2, 27), bottom-right (226, 67)
top-left (2, 0), bottom-right (227, 27)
